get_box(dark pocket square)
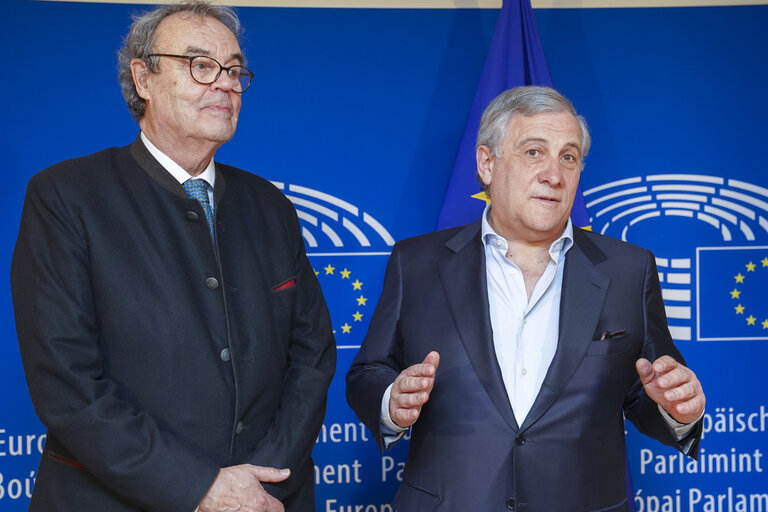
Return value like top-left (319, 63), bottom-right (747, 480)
top-left (599, 329), bottom-right (627, 340)
top-left (272, 278), bottom-right (296, 291)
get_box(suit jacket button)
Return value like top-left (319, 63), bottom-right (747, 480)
top-left (235, 422), bottom-right (244, 435)
top-left (515, 435), bottom-right (526, 446)
top-left (220, 348), bottom-right (231, 362)
top-left (205, 277), bottom-right (219, 290)
top-left (506, 498), bottom-right (516, 510)
top-left (186, 211), bottom-right (200, 222)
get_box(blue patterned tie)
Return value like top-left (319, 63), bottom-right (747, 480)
top-left (183, 179), bottom-right (215, 241)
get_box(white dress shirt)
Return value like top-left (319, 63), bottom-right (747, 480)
top-left (481, 204), bottom-right (573, 424)
top-left (140, 132), bottom-right (216, 204)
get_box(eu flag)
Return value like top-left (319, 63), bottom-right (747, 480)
top-left (436, 0), bottom-right (590, 230)
top-left (697, 246), bottom-right (768, 341)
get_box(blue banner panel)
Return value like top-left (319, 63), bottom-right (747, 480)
top-left (2, 1), bottom-right (768, 510)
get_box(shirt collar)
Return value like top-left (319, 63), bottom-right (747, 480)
top-left (140, 132), bottom-right (216, 189)
top-left (480, 203), bottom-right (574, 261)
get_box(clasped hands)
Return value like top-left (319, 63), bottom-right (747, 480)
top-left (198, 464), bottom-right (289, 512)
top-left (389, 351), bottom-right (705, 428)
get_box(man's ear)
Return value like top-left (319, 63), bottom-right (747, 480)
top-left (130, 58), bottom-right (151, 100)
top-left (476, 145), bottom-right (494, 187)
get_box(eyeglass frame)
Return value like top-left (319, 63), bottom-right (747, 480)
top-left (147, 53), bottom-right (254, 93)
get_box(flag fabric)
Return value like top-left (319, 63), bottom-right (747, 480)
top-left (435, 1), bottom-right (630, 509)
top-left (436, 0), bottom-right (590, 230)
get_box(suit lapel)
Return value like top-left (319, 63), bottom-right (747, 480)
top-left (439, 222), bottom-right (519, 432)
top-left (520, 228), bottom-right (610, 431)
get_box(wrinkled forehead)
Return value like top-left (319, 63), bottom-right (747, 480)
top-left (154, 12), bottom-right (242, 58)
top-left (506, 111), bottom-right (581, 147)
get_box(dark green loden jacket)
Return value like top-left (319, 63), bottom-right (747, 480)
top-left (12, 136), bottom-right (336, 511)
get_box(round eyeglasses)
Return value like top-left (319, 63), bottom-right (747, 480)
top-left (148, 54), bottom-right (254, 93)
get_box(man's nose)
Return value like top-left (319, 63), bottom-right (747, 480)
top-left (538, 156), bottom-right (564, 186)
top-left (211, 70), bottom-right (236, 92)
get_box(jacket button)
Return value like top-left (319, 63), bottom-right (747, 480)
top-left (235, 422), bottom-right (244, 435)
top-left (220, 348), bottom-right (231, 362)
top-left (186, 211), bottom-right (200, 222)
top-left (205, 277), bottom-right (219, 290)
top-left (515, 435), bottom-right (526, 445)
top-left (506, 498), bottom-right (516, 510)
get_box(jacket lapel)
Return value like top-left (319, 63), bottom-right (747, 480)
top-left (520, 228), bottom-right (610, 431)
top-left (438, 222), bottom-right (519, 432)
top-left (129, 134), bottom-right (228, 202)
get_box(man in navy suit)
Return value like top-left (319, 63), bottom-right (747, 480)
top-left (347, 86), bottom-right (705, 511)
top-left (12, 3), bottom-right (335, 511)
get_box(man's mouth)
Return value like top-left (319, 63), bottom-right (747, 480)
top-left (203, 104), bottom-right (231, 112)
top-left (533, 195), bottom-right (559, 202)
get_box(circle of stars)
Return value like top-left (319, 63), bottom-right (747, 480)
top-left (315, 263), bottom-right (367, 335)
top-left (730, 256), bottom-right (768, 330)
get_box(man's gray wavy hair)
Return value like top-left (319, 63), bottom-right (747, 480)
top-left (117, 1), bottom-right (242, 122)
top-left (475, 86), bottom-right (591, 195)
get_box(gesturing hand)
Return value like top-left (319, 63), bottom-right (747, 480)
top-left (636, 355), bottom-right (705, 425)
top-left (198, 464), bottom-right (290, 512)
top-left (389, 351), bottom-right (440, 428)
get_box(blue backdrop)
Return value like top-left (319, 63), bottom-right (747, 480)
top-left (2, 2), bottom-right (766, 510)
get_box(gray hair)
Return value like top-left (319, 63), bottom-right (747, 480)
top-left (476, 86), bottom-right (591, 194)
top-left (117, 1), bottom-right (243, 122)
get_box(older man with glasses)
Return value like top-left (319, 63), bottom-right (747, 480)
top-left (11, 2), bottom-right (335, 511)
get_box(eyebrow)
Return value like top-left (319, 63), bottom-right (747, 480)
top-left (518, 137), bottom-right (548, 147)
top-left (184, 45), bottom-right (244, 63)
top-left (518, 137), bottom-right (581, 154)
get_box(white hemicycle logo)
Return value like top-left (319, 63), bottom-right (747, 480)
top-left (583, 174), bottom-right (768, 342)
top-left (273, 182), bottom-right (395, 252)
top-left (584, 174), bottom-right (768, 243)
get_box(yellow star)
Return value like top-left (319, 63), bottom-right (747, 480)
top-left (324, 264), bottom-right (335, 275)
top-left (735, 273), bottom-right (745, 283)
top-left (730, 288), bottom-right (741, 299)
top-left (314, 270), bottom-right (319, 276)
top-left (735, 304), bottom-right (745, 314)
top-left (356, 295), bottom-right (368, 306)
top-left (762, 319), bottom-right (768, 330)
top-left (352, 279), bottom-right (363, 290)
top-left (746, 261), bottom-right (756, 272)
top-left (762, 257), bottom-right (768, 267)
top-left (340, 268), bottom-right (351, 279)
top-left (341, 323), bottom-right (352, 334)
top-left (471, 191), bottom-right (491, 205)
top-left (747, 315), bottom-right (756, 326)
top-left (353, 311), bottom-right (363, 322)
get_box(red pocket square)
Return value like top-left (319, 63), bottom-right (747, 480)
top-left (272, 278), bottom-right (296, 291)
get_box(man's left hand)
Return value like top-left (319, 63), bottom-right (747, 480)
top-left (636, 355), bottom-right (705, 424)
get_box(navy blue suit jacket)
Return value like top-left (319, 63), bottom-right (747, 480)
top-left (347, 221), bottom-right (700, 511)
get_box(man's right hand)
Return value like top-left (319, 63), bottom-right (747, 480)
top-left (198, 464), bottom-right (290, 512)
top-left (389, 351), bottom-right (440, 428)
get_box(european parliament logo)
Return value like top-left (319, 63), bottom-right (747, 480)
top-left (583, 174), bottom-right (768, 343)
top-left (273, 182), bottom-right (394, 350)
